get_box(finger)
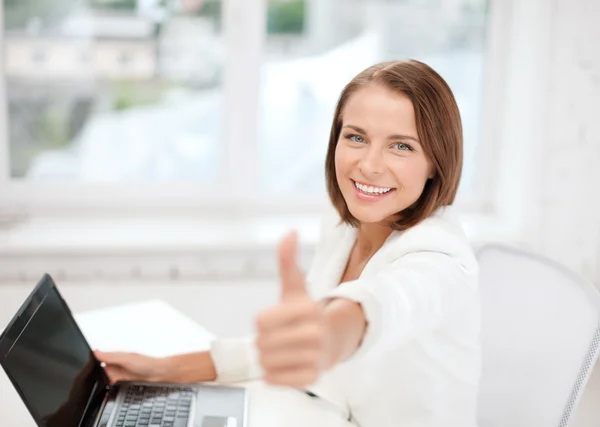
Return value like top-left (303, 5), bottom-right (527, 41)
top-left (255, 299), bottom-right (321, 332)
top-left (105, 366), bottom-right (134, 384)
top-left (94, 351), bottom-right (134, 368)
top-left (278, 231), bottom-right (308, 301)
top-left (264, 368), bottom-right (320, 388)
top-left (256, 322), bottom-right (324, 351)
top-left (259, 348), bottom-right (320, 371)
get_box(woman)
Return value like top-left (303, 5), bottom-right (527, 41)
top-left (96, 60), bottom-right (481, 427)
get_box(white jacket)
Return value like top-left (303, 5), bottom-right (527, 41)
top-left (210, 205), bottom-right (481, 427)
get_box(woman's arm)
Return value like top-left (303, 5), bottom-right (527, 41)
top-left (160, 351), bottom-right (217, 383)
top-left (162, 335), bottom-right (264, 384)
top-left (324, 249), bottom-right (478, 362)
top-left (96, 337), bottom-right (261, 385)
top-left (322, 298), bottom-right (368, 366)
top-left (95, 349), bottom-right (217, 384)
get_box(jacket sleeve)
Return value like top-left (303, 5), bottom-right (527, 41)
top-left (323, 245), bottom-right (479, 362)
top-left (209, 336), bottom-right (263, 383)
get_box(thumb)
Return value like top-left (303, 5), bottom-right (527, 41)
top-left (278, 231), bottom-right (308, 301)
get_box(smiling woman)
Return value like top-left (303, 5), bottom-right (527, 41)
top-left (95, 59), bottom-right (482, 427)
top-left (327, 60), bottom-right (463, 230)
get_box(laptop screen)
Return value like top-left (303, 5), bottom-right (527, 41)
top-left (1, 279), bottom-right (109, 427)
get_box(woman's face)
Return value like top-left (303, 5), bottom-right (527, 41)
top-left (335, 83), bottom-right (434, 225)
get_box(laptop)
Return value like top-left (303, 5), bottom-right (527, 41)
top-left (0, 274), bottom-right (248, 427)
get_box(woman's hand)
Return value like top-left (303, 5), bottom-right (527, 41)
top-left (255, 232), bottom-right (335, 388)
top-left (94, 351), bottom-right (168, 384)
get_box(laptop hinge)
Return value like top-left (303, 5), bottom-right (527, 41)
top-left (79, 383), bottom-right (114, 427)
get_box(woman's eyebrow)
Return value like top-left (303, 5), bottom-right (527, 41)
top-left (388, 133), bottom-right (421, 145)
top-left (342, 124), bottom-right (368, 134)
top-left (342, 124), bottom-right (421, 144)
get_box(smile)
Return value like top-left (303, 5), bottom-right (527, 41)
top-left (352, 180), bottom-right (396, 196)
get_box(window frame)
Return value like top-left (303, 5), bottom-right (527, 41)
top-left (0, 0), bottom-right (509, 218)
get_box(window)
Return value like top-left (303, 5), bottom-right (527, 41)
top-left (32, 48), bottom-right (47, 64)
top-left (3, 0), bottom-right (223, 182)
top-left (117, 51), bottom-right (133, 67)
top-left (259, 0), bottom-right (489, 195)
top-left (0, 0), bottom-right (495, 214)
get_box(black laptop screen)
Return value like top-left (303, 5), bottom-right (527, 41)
top-left (2, 286), bottom-right (108, 427)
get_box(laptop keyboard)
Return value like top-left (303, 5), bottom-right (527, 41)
top-left (113, 385), bottom-right (194, 427)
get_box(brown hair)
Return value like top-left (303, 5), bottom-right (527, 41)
top-left (325, 59), bottom-right (463, 231)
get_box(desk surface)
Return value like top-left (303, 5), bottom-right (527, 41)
top-left (75, 299), bottom-right (216, 357)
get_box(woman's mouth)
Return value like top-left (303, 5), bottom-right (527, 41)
top-left (352, 180), bottom-right (396, 201)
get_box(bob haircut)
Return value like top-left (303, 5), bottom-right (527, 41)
top-left (325, 59), bottom-right (463, 231)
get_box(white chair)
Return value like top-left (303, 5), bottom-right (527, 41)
top-left (476, 244), bottom-right (600, 427)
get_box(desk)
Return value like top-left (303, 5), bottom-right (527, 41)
top-left (75, 300), bottom-right (355, 427)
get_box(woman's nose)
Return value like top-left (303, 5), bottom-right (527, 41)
top-left (359, 148), bottom-right (385, 176)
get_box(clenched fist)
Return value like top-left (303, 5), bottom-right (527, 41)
top-left (255, 231), bottom-right (335, 388)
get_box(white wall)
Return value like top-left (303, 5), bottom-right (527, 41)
top-left (533, 0), bottom-right (600, 284)
top-left (494, 0), bottom-right (600, 285)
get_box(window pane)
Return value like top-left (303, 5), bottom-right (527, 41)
top-left (259, 0), bottom-right (488, 195)
top-left (4, 0), bottom-right (223, 181)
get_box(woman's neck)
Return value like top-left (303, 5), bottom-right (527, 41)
top-left (354, 222), bottom-right (394, 259)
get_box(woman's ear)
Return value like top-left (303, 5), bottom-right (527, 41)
top-left (428, 167), bottom-right (435, 180)
top-left (426, 161), bottom-right (436, 180)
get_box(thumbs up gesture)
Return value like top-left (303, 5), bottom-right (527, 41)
top-left (255, 231), bottom-right (334, 387)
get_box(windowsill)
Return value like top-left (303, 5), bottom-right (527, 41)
top-left (0, 215), bottom-right (323, 255)
top-left (0, 214), bottom-right (324, 283)
top-left (0, 211), bottom-right (522, 283)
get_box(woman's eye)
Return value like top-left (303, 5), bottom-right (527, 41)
top-left (393, 143), bottom-right (412, 151)
top-left (348, 134), bottom-right (365, 143)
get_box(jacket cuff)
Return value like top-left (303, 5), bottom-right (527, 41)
top-left (209, 336), bottom-right (263, 383)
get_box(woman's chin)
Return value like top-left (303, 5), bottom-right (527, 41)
top-left (347, 206), bottom-right (390, 225)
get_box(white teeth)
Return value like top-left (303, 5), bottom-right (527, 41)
top-left (354, 181), bottom-right (392, 195)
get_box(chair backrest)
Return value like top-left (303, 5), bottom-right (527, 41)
top-left (476, 244), bottom-right (600, 427)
